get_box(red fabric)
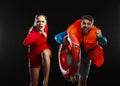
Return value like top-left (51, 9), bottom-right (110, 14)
top-left (83, 26), bottom-right (99, 51)
top-left (88, 46), bottom-right (104, 67)
top-left (23, 25), bottom-right (51, 68)
top-left (66, 19), bottom-right (83, 44)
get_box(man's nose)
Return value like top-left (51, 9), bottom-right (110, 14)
top-left (84, 24), bottom-right (88, 28)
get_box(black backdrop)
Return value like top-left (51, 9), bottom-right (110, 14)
top-left (0, 0), bottom-right (120, 86)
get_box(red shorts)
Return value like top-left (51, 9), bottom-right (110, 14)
top-left (28, 46), bottom-right (52, 68)
top-left (28, 53), bottom-right (42, 68)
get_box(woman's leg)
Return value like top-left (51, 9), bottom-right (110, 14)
top-left (29, 68), bottom-right (40, 86)
top-left (41, 49), bottom-right (51, 86)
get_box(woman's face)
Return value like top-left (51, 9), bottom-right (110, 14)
top-left (81, 19), bottom-right (93, 35)
top-left (36, 15), bottom-right (47, 31)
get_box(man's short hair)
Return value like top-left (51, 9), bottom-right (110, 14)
top-left (81, 15), bottom-right (94, 24)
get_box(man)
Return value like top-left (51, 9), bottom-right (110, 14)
top-left (54, 15), bottom-right (107, 86)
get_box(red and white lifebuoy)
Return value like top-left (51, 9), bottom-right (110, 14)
top-left (58, 34), bottom-right (81, 81)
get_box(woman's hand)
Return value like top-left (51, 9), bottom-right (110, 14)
top-left (42, 31), bottom-right (47, 37)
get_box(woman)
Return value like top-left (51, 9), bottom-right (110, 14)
top-left (23, 13), bottom-right (52, 86)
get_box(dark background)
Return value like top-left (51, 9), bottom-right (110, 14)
top-left (0, 0), bottom-right (120, 86)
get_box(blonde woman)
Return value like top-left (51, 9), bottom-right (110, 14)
top-left (23, 13), bottom-right (52, 86)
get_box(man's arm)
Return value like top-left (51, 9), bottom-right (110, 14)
top-left (95, 30), bottom-right (107, 45)
top-left (54, 31), bottom-right (67, 44)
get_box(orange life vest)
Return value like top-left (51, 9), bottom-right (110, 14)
top-left (67, 19), bottom-right (104, 67)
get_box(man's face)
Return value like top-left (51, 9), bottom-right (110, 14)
top-left (81, 19), bottom-right (93, 35)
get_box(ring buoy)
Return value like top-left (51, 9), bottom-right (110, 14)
top-left (58, 34), bottom-right (81, 81)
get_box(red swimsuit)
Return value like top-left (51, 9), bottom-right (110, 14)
top-left (23, 25), bottom-right (51, 68)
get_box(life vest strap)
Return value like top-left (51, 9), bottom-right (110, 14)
top-left (87, 45), bottom-right (98, 54)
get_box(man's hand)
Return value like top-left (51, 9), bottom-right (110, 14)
top-left (95, 30), bottom-right (102, 37)
top-left (70, 75), bottom-right (77, 83)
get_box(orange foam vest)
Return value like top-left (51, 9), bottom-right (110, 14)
top-left (67, 19), bottom-right (104, 67)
